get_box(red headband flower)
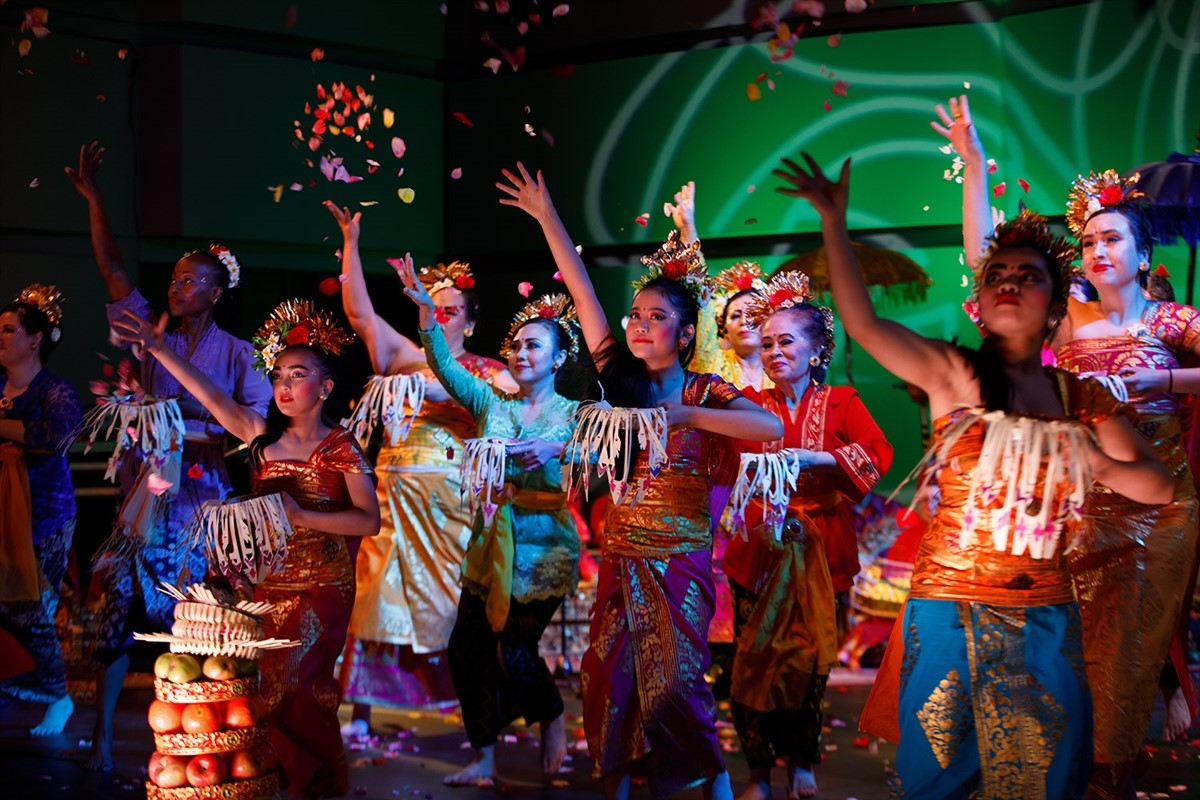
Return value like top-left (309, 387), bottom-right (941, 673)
top-left (285, 325), bottom-right (310, 346)
top-left (454, 275), bottom-right (475, 290)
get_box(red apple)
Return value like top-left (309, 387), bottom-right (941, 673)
top-left (228, 748), bottom-right (270, 780)
top-left (181, 701), bottom-right (224, 734)
top-left (202, 655), bottom-right (238, 681)
top-left (148, 752), bottom-right (189, 788)
top-left (186, 752), bottom-right (228, 787)
top-left (224, 695), bottom-right (266, 729)
top-left (147, 699), bottom-right (185, 734)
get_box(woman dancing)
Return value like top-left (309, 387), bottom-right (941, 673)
top-left (724, 272), bottom-right (893, 799)
top-left (396, 258), bottom-right (581, 785)
top-left (66, 141), bottom-right (271, 770)
top-left (498, 162), bottom-right (784, 800)
top-left (114, 299), bottom-right (380, 798)
top-left (0, 285), bottom-right (82, 736)
top-left (775, 152), bottom-right (1172, 798)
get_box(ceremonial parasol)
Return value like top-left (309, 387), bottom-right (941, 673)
top-left (1124, 134), bottom-right (1200, 304)
top-left (774, 242), bottom-right (933, 383)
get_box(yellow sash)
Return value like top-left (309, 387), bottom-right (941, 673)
top-left (0, 442), bottom-right (40, 602)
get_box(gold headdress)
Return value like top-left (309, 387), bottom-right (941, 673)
top-left (13, 284), bottom-right (64, 337)
top-left (251, 298), bottom-right (355, 372)
top-left (712, 261), bottom-right (767, 336)
top-left (418, 260), bottom-right (475, 294)
top-left (962, 209), bottom-right (1079, 326)
top-left (1065, 169), bottom-right (1145, 239)
top-left (744, 271), bottom-right (836, 373)
top-left (184, 244), bottom-right (241, 289)
top-left (499, 293), bottom-right (581, 361)
top-left (633, 230), bottom-right (713, 309)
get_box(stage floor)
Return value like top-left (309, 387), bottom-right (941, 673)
top-left (1, 669), bottom-right (1196, 799)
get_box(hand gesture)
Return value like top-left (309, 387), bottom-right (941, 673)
top-left (663, 181), bottom-right (697, 239)
top-left (506, 437), bottom-right (562, 471)
top-left (773, 152), bottom-right (850, 222)
top-left (391, 253), bottom-right (435, 310)
top-left (497, 162), bottom-right (555, 222)
top-left (930, 94), bottom-right (986, 167)
top-left (1118, 366), bottom-right (1171, 395)
top-left (111, 309), bottom-right (168, 354)
top-left (278, 492), bottom-right (307, 529)
top-left (323, 200), bottom-right (361, 242)
top-left (659, 401), bottom-right (693, 431)
top-left (65, 141), bottom-right (104, 201)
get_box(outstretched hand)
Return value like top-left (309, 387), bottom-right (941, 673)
top-left (111, 309), bottom-right (168, 353)
top-left (497, 162), bottom-right (555, 222)
top-left (391, 253), bottom-right (434, 309)
top-left (323, 200), bottom-right (361, 241)
top-left (773, 153), bottom-right (850, 221)
top-left (506, 438), bottom-right (562, 471)
top-left (930, 94), bottom-right (985, 166)
top-left (65, 141), bottom-right (104, 200)
top-left (663, 181), bottom-right (697, 237)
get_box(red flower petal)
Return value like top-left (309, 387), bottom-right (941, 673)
top-left (319, 276), bottom-right (341, 296)
top-left (1018, 178), bottom-right (1030, 193)
top-left (993, 182), bottom-right (1007, 197)
top-left (285, 326), bottom-right (310, 346)
top-left (187, 464), bottom-right (204, 480)
top-left (452, 111), bottom-right (474, 128)
top-left (1098, 185), bottom-right (1124, 206)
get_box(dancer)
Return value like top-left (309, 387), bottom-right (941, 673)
top-left (396, 260), bottom-right (581, 785)
top-left (723, 272), bottom-right (893, 800)
top-left (325, 203), bottom-right (514, 728)
top-left (498, 162), bottom-right (784, 800)
top-left (0, 285), bottom-right (81, 736)
top-left (937, 96), bottom-right (1200, 794)
top-left (775, 153), bottom-right (1172, 798)
top-left (65, 141), bottom-right (271, 770)
top-left (113, 299), bottom-right (380, 798)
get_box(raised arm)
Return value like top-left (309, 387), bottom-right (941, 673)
top-left (498, 163), bottom-right (614, 363)
top-left (110, 310), bottom-right (266, 444)
top-left (931, 95), bottom-right (993, 270)
top-left (774, 153), bottom-right (960, 396)
top-left (664, 180), bottom-right (697, 246)
top-left (324, 201), bottom-right (423, 374)
top-left (64, 142), bottom-right (135, 301)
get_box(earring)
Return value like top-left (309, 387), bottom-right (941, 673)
top-left (808, 355), bottom-right (821, 367)
top-left (1139, 260), bottom-right (1150, 272)
top-left (319, 392), bottom-right (327, 401)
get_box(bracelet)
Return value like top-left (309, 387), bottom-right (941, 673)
top-left (1168, 368), bottom-right (1174, 393)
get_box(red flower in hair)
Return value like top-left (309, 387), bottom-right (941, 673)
top-left (769, 289), bottom-right (793, 307)
top-left (285, 326), bottom-right (310, 346)
top-left (662, 260), bottom-right (687, 280)
top-left (538, 306), bottom-right (556, 319)
top-left (455, 275), bottom-right (475, 290)
top-left (735, 273), bottom-right (754, 291)
top-left (1098, 185), bottom-right (1125, 207)
top-left (1153, 264), bottom-right (1170, 278)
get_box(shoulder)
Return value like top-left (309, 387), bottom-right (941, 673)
top-left (317, 426), bottom-right (374, 472)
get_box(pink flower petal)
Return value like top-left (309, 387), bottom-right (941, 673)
top-left (391, 137), bottom-right (406, 158)
top-left (518, 281), bottom-right (534, 297)
top-left (993, 182), bottom-right (1007, 197)
top-left (552, 4), bottom-right (570, 17)
top-left (450, 167), bottom-right (463, 180)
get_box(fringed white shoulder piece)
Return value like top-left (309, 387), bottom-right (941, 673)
top-left (909, 408), bottom-right (1093, 560)
top-left (726, 450), bottom-right (807, 541)
top-left (188, 494), bottom-right (295, 586)
top-left (1087, 372), bottom-right (1129, 404)
top-left (563, 397), bottom-right (669, 507)
top-left (461, 438), bottom-right (508, 528)
top-left (76, 395), bottom-right (186, 484)
top-left (342, 373), bottom-right (426, 448)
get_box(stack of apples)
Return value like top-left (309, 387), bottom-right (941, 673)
top-left (145, 652), bottom-right (278, 799)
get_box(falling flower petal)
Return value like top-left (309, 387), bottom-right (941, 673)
top-left (117, 48), bottom-right (128, 59)
top-left (380, 108), bottom-right (394, 129)
top-left (553, 271), bottom-right (563, 282)
top-left (744, 218), bottom-right (757, 225)
top-left (766, 78), bottom-right (776, 91)
top-left (845, 0), bottom-right (868, 12)
top-left (187, 464), bottom-right (204, 480)
top-left (398, 188), bottom-right (415, 203)
top-left (832, 80), bottom-right (849, 97)
top-left (359, 200), bottom-right (379, 206)
top-left (517, 21), bottom-right (529, 34)
top-left (366, 159), bottom-right (380, 174)
top-left (542, 128), bottom-right (555, 147)
top-left (823, 99), bottom-right (832, 111)
top-left (97, 94), bottom-right (106, 102)
top-left (452, 111), bottom-right (474, 128)
top-left (289, 183), bottom-right (303, 191)
top-left (17, 39), bottom-right (31, 57)
top-left (963, 81), bottom-right (971, 89)
top-left (549, 63), bottom-right (575, 78)
top-left (518, 281), bottom-right (534, 297)
top-left (1154, 264), bottom-right (1171, 278)
top-left (356, 112), bottom-right (371, 131)
top-left (993, 182), bottom-right (1007, 197)
top-left (1018, 178), bottom-right (1030, 193)
top-left (524, 123), bottom-right (536, 136)
top-left (269, 184), bottom-right (284, 203)
top-left (483, 57), bottom-right (502, 74)
top-left (552, 4), bottom-right (570, 17)
top-left (29, 178), bottom-right (39, 188)
top-left (311, 47), bottom-right (325, 61)
top-left (391, 137), bottom-right (406, 158)
top-left (450, 167), bottom-right (462, 180)
top-left (319, 276), bottom-right (341, 296)
top-left (747, 185), bottom-right (756, 193)
top-left (827, 34), bottom-right (841, 46)
top-left (986, 159), bottom-right (997, 173)
top-left (746, 83), bottom-right (762, 101)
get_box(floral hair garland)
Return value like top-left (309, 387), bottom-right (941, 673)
top-left (633, 230), bottom-right (713, 309)
top-left (184, 244), bottom-right (241, 289)
top-left (418, 260), bottom-right (475, 295)
top-left (962, 209), bottom-right (1079, 327)
top-left (712, 261), bottom-right (767, 337)
top-left (1065, 169), bottom-right (1145, 239)
top-left (499, 293), bottom-right (582, 361)
top-left (251, 298), bottom-right (355, 372)
top-left (743, 271), bottom-right (836, 373)
top-left (13, 283), bottom-right (65, 342)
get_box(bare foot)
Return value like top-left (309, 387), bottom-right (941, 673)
top-left (443, 747), bottom-right (495, 787)
top-left (541, 714), bottom-right (567, 775)
top-left (788, 765), bottom-right (817, 799)
top-left (31, 695), bottom-right (74, 737)
top-left (736, 778), bottom-right (772, 800)
top-left (1163, 686), bottom-right (1193, 741)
